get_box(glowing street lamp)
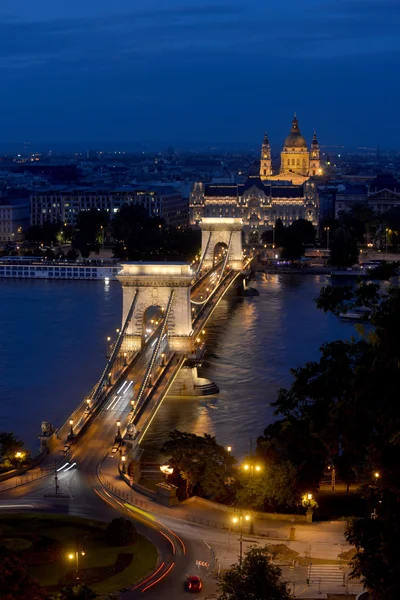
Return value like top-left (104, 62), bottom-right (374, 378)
top-left (116, 420), bottom-right (121, 440)
top-left (232, 513), bottom-right (251, 564)
top-left (227, 446), bottom-right (232, 453)
top-left (68, 549), bottom-right (86, 580)
top-left (121, 455), bottom-right (127, 473)
top-left (123, 352), bottom-right (127, 366)
top-left (69, 419), bottom-right (74, 438)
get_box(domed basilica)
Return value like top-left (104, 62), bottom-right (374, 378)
top-left (190, 114), bottom-right (321, 241)
top-left (260, 113), bottom-right (321, 183)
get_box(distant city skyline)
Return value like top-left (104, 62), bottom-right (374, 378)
top-left (0, 0), bottom-right (399, 147)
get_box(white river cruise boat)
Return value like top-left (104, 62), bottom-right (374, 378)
top-left (0, 257), bottom-right (121, 281)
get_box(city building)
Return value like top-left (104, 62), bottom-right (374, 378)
top-left (30, 185), bottom-right (188, 228)
top-left (0, 196), bottom-right (30, 243)
top-left (190, 178), bottom-right (318, 242)
top-left (334, 174), bottom-right (400, 218)
top-left (260, 114), bottom-right (322, 183)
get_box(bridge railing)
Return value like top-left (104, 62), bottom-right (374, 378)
top-left (90, 289), bottom-right (139, 406)
top-left (134, 290), bottom-right (175, 413)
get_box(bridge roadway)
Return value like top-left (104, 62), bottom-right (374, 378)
top-left (0, 263), bottom-right (246, 597)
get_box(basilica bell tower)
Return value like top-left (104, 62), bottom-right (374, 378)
top-left (259, 132), bottom-right (272, 180)
top-left (309, 131), bottom-right (321, 176)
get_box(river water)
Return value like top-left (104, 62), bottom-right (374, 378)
top-left (0, 275), bottom-right (354, 456)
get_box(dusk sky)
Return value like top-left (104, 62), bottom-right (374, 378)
top-left (0, 0), bottom-right (399, 148)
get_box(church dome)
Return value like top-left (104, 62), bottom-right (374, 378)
top-left (283, 114), bottom-right (307, 148)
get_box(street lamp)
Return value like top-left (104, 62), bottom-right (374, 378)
top-left (121, 455), bottom-right (126, 473)
top-left (227, 446), bottom-right (232, 453)
top-left (374, 472), bottom-right (380, 481)
top-left (123, 352), bottom-right (127, 366)
top-left (242, 462), bottom-right (262, 476)
top-left (116, 420), bottom-right (121, 439)
top-left (69, 419), bottom-right (74, 438)
top-left (232, 513), bottom-right (251, 565)
top-left (86, 398), bottom-right (91, 411)
top-left (68, 549), bottom-right (86, 580)
top-left (324, 226), bottom-right (330, 251)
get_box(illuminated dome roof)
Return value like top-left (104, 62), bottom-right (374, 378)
top-left (283, 114), bottom-right (307, 148)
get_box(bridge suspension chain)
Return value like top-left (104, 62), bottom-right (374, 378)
top-left (194, 230), bottom-right (212, 279)
top-left (134, 289), bottom-right (175, 413)
top-left (90, 289), bottom-right (139, 406)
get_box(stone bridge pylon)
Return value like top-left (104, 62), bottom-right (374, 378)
top-left (200, 217), bottom-right (243, 271)
top-left (117, 263), bottom-right (193, 353)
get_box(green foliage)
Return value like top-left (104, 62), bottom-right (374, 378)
top-left (55, 584), bottom-right (98, 599)
top-left (105, 518), bottom-right (137, 547)
top-left (306, 281), bottom-right (400, 598)
top-left (25, 221), bottom-right (63, 245)
top-left (262, 218), bottom-right (316, 259)
top-left (328, 225), bottom-right (359, 267)
top-left (0, 555), bottom-right (47, 600)
top-left (161, 430), bottom-right (236, 500)
top-left (72, 209), bottom-right (109, 257)
top-left (217, 546), bottom-right (290, 600)
top-left (235, 460), bottom-right (299, 510)
top-left (0, 432), bottom-right (27, 466)
top-left (112, 205), bottom-right (200, 261)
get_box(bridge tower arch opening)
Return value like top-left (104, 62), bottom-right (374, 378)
top-left (200, 217), bottom-right (243, 271)
top-left (141, 305), bottom-right (164, 345)
top-left (117, 263), bottom-right (193, 353)
top-left (213, 241), bottom-right (228, 266)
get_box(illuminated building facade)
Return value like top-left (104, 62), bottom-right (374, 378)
top-left (190, 115), bottom-right (320, 242)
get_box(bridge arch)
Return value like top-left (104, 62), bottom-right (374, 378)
top-left (200, 217), bottom-right (243, 271)
top-left (117, 263), bottom-right (192, 353)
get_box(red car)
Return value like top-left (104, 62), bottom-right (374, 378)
top-left (186, 575), bottom-right (202, 592)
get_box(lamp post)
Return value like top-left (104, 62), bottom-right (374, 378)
top-left (232, 513), bottom-right (251, 565)
top-left (227, 446), bottom-right (232, 453)
top-left (121, 455), bottom-right (126, 474)
top-left (123, 352), bottom-right (127, 367)
top-left (324, 226), bottom-right (330, 251)
top-left (86, 398), bottom-right (91, 412)
top-left (242, 461), bottom-right (261, 533)
top-left (68, 549), bottom-right (86, 580)
top-left (116, 420), bottom-right (121, 440)
top-left (68, 419), bottom-right (74, 440)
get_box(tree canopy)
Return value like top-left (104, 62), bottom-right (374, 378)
top-left (161, 430), bottom-right (236, 500)
top-left (286, 280), bottom-right (400, 599)
top-left (217, 546), bottom-right (290, 600)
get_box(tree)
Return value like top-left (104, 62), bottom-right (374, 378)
top-left (72, 209), bottom-right (109, 258)
top-left (235, 460), bottom-right (299, 510)
top-left (55, 585), bottom-right (98, 600)
top-left (25, 221), bottom-right (63, 245)
top-left (0, 555), bottom-right (48, 600)
top-left (105, 518), bottom-right (137, 547)
top-left (161, 430), bottom-right (236, 500)
top-left (328, 225), bottom-right (359, 267)
top-left (0, 432), bottom-right (27, 466)
top-left (112, 205), bottom-right (200, 262)
top-left (304, 281), bottom-right (400, 598)
top-left (217, 546), bottom-right (290, 600)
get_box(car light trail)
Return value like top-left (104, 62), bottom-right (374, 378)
top-left (63, 462), bottom-right (77, 472)
top-left (131, 562), bottom-right (164, 592)
top-left (56, 462), bottom-right (70, 472)
top-left (106, 394), bottom-right (118, 410)
top-left (160, 530), bottom-right (176, 555)
top-left (117, 381), bottom-right (128, 394)
top-left (0, 504), bottom-right (34, 509)
top-left (142, 561), bottom-right (175, 593)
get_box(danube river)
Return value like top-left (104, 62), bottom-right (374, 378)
top-left (0, 275), bottom-right (354, 456)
